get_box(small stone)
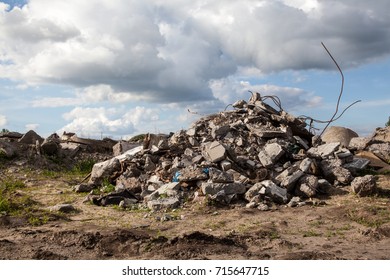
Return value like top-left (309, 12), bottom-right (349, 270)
top-left (351, 175), bottom-right (377, 197)
top-left (208, 167), bottom-right (234, 183)
top-left (295, 175), bottom-right (318, 198)
top-left (257, 203), bottom-right (270, 211)
top-left (220, 160), bottom-right (232, 171)
top-left (49, 204), bottom-right (75, 213)
top-left (73, 184), bottom-right (94, 193)
top-left (147, 198), bottom-right (180, 211)
top-left (261, 180), bottom-right (289, 204)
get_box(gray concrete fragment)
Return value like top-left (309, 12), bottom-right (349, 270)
top-left (147, 198), bottom-right (180, 211)
top-left (258, 143), bottom-right (285, 168)
top-left (0, 141), bottom-right (16, 158)
top-left (275, 168), bottom-right (304, 191)
top-left (232, 100), bottom-right (247, 108)
top-left (211, 125), bottom-right (230, 139)
top-left (344, 157), bottom-right (370, 174)
top-left (220, 160), bottom-right (232, 171)
top-left (295, 175), bottom-right (318, 198)
top-left (202, 141), bottom-right (226, 163)
top-left (88, 157), bottom-right (121, 186)
top-left (49, 204), bottom-right (75, 213)
top-left (112, 141), bottom-right (139, 156)
top-left (178, 166), bottom-right (208, 182)
top-left (201, 182), bottom-right (246, 196)
top-left (260, 180), bottom-right (289, 204)
top-left (119, 198), bottom-right (138, 208)
top-left (245, 183), bottom-right (263, 201)
top-left (308, 142), bottom-right (340, 158)
top-left (73, 183), bottom-right (95, 193)
top-left (208, 167), bottom-right (234, 183)
top-left (18, 130), bottom-right (44, 145)
top-left (294, 136), bottom-right (309, 150)
top-left (299, 158), bottom-right (316, 174)
top-left (351, 175), bottom-right (377, 197)
top-left (348, 137), bottom-right (370, 150)
top-left (368, 143), bottom-right (390, 162)
top-left (320, 159), bottom-right (353, 185)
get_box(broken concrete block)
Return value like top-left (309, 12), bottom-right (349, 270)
top-left (275, 167), bottom-right (304, 191)
top-left (343, 157), bottom-right (370, 174)
top-left (260, 180), bottom-right (289, 204)
top-left (60, 142), bottom-right (81, 157)
top-left (321, 126), bottom-right (358, 147)
top-left (368, 143), bottom-right (390, 162)
top-left (73, 183), bottom-right (95, 193)
top-left (41, 138), bottom-right (60, 156)
top-left (258, 142), bottom-right (285, 168)
top-left (350, 175), bottom-right (377, 197)
top-left (211, 125), bottom-right (230, 139)
top-left (220, 160), bottom-right (232, 171)
top-left (295, 175), bottom-right (318, 198)
top-left (144, 156), bottom-right (156, 172)
top-left (371, 126), bottom-right (390, 143)
top-left (119, 198), bottom-right (138, 209)
top-left (147, 197), bottom-right (180, 211)
top-left (202, 141), bottom-right (226, 163)
top-left (318, 179), bottom-right (332, 194)
top-left (232, 100), bottom-right (247, 108)
top-left (209, 190), bottom-right (235, 204)
top-left (308, 142), bottom-right (340, 158)
top-left (208, 167), bottom-right (234, 183)
top-left (201, 182), bottom-right (246, 196)
top-left (177, 166), bottom-right (208, 182)
top-left (320, 159), bottom-right (353, 185)
top-left (348, 137), bottom-right (370, 151)
top-left (0, 141), bottom-right (16, 158)
top-left (294, 136), bottom-right (309, 150)
top-left (18, 130), bottom-right (44, 145)
top-left (299, 158), bottom-right (317, 174)
top-left (89, 157), bottom-right (121, 186)
top-left (245, 182), bottom-right (263, 201)
top-left (113, 141), bottom-right (139, 156)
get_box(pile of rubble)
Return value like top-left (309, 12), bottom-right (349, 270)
top-left (76, 93), bottom-right (389, 211)
top-left (0, 130), bottom-right (118, 167)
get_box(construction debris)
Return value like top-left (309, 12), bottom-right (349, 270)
top-left (76, 94), bottom-right (388, 211)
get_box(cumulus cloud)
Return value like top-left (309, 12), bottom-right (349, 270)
top-left (1, 0), bottom-right (390, 105)
top-left (58, 106), bottom-right (161, 139)
top-left (25, 123), bottom-right (39, 131)
top-left (0, 114), bottom-right (7, 127)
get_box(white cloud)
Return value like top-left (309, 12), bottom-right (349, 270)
top-left (209, 77), bottom-right (323, 111)
top-left (0, 114), bottom-right (7, 127)
top-left (25, 123), bottom-right (39, 131)
top-left (1, 0), bottom-right (390, 105)
top-left (58, 106), bottom-right (162, 139)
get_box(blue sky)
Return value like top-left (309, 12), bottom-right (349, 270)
top-left (1, 0), bottom-right (389, 139)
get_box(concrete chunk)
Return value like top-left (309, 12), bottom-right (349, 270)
top-left (260, 180), bottom-right (289, 204)
top-left (258, 143), bottom-right (285, 167)
top-left (308, 142), bottom-right (340, 158)
top-left (201, 182), bottom-right (246, 195)
top-left (209, 167), bottom-right (234, 183)
top-left (295, 175), bottom-right (318, 198)
top-left (147, 198), bottom-right (180, 211)
top-left (202, 141), bottom-right (226, 163)
top-left (320, 159), bottom-right (353, 185)
top-left (350, 175), bottom-right (377, 197)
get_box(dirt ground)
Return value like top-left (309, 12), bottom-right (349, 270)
top-left (1, 161), bottom-right (390, 260)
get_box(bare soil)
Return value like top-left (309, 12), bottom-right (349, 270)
top-left (1, 162), bottom-right (390, 260)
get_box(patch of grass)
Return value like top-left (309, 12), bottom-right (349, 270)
top-left (302, 229), bottom-right (321, 237)
top-left (101, 178), bottom-right (116, 193)
top-left (28, 215), bottom-right (49, 226)
top-left (347, 206), bottom-right (390, 228)
top-left (71, 159), bottom-right (96, 175)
